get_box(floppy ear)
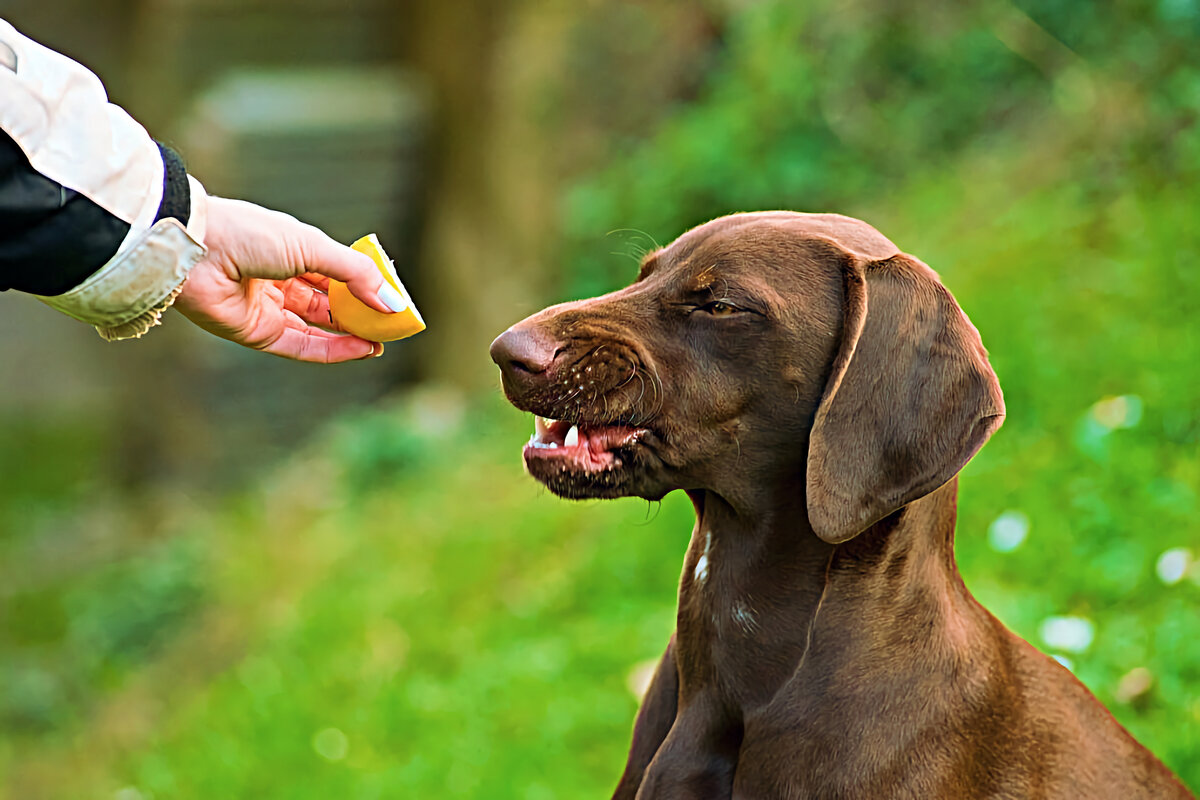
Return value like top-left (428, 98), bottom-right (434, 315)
top-left (806, 254), bottom-right (1005, 544)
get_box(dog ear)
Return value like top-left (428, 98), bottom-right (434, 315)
top-left (806, 254), bottom-right (1005, 544)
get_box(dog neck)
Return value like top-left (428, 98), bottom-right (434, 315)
top-left (678, 477), bottom-right (987, 712)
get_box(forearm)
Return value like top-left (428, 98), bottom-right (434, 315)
top-left (0, 18), bottom-right (208, 339)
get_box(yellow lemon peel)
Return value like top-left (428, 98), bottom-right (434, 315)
top-left (328, 234), bottom-right (426, 342)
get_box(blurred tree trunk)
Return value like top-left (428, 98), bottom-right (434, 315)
top-left (396, 0), bottom-right (568, 389)
top-left (395, 0), bottom-right (718, 389)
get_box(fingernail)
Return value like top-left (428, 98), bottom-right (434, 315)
top-left (377, 284), bottom-right (407, 313)
top-left (356, 342), bottom-right (384, 360)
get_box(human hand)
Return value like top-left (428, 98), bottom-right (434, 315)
top-left (174, 196), bottom-right (408, 362)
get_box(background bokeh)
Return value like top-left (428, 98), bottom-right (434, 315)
top-left (1, 0), bottom-right (1198, 797)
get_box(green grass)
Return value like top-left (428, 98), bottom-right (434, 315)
top-left (1, 393), bottom-right (693, 798)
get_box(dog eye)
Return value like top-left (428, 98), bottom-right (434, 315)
top-left (699, 301), bottom-right (737, 317)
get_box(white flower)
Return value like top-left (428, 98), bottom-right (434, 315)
top-left (1040, 615), bottom-right (1095, 653)
top-left (987, 510), bottom-right (1030, 553)
top-left (1156, 547), bottom-right (1193, 586)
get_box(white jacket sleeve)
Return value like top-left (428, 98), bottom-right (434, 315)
top-left (0, 18), bottom-right (209, 340)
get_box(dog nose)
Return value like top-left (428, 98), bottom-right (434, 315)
top-left (490, 326), bottom-right (562, 377)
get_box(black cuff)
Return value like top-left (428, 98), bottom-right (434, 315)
top-left (154, 142), bottom-right (191, 226)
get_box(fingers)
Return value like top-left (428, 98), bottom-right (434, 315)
top-left (264, 316), bottom-right (384, 363)
top-left (294, 227), bottom-right (398, 314)
top-left (208, 197), bottom-right (399, 314)
top-left (278, 278), bottom-right (333, 328)
top-left (299, 273), bottom-right (330, 292)
top-left (194, 197), bottom-right (403, 363)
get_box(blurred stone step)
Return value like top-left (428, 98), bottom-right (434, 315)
top-left (177, 66), bottom-right (430, 244)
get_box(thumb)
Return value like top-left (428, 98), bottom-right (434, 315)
top-left (295, 228), bottom-right (401, 314)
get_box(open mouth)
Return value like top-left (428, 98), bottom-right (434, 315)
top-left (524, 416), bottom-right (649, 472)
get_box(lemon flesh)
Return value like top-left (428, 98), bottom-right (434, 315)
top-left (328, 234), bottom-right (426, 342)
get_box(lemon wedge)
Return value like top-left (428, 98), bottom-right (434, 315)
top-left (328, 234), bottom-right (426, 342)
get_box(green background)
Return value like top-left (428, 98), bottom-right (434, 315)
top-left (2, 0), bottom-right (1198, 796)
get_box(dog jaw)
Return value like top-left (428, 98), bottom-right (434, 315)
top-left (522, 415), bottom-right (669, 500)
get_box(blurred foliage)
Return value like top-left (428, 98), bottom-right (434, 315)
top-left (563, 0), bottom-right (1200, 297)
top-left (2, 0), bottom-right (1199, 797)
top-left (0, 421), bottom-right (110, 537)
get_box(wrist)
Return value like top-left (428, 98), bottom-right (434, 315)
top-left (33, 218), bottom-right (207, 340)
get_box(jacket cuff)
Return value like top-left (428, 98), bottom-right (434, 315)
top-left (156, 143), bottom-right (192, 224)
top-left (32, 217), bottom-right (206, 340)
top-left (186, 174), bottom-right (208, 245)
top-left (154, 143), bottom-right (208, 246)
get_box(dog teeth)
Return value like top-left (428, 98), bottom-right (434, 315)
top-left (529, 415), bottom-right (577, 449)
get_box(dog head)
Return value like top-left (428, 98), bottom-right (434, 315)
top-left (490, 212), bottom-right (1004, 542)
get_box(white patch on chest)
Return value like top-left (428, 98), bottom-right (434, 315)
top-left (732, 600), bottom-right (758, 635)
top-left (693, 528), bottom-right (713, 584)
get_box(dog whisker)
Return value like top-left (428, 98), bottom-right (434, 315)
top-left (605, 227), bottom-right (662, 254)
top-left (633, 372), bottom-right (647, 410)
top-left (644, 362), bottom-right (665, 422)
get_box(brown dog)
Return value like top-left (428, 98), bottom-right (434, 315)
top-left (489, 212), bottom-right (1192, 799)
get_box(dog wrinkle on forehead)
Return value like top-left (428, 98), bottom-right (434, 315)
top-left (670, 256), bottom-right (781, 307)
top-left (688, 242), bottom-right (833, 290)
top-left (686, 263), bottom-right (727, 293)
